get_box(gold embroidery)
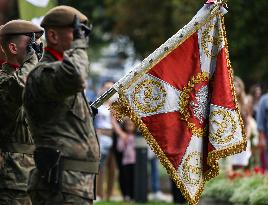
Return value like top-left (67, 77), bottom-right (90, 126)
top-left (188, 122), bottom-right (207, 137)
top-left (201, 17), bottom-right (224, 58)
top-left (121, 10), bottom-right (222, 91)
top-left (205, 15), bottom-right (247, 181)
top-left (178, 72), bottom-right (209, 137)
top-left (181, 151), bottom-right (203, 186)
top-left (209, 108), bottom-right (237, 144)
top-left (132, 79), bottom-right (167, 114)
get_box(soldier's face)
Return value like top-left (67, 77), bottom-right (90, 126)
top-left (58, 27), bottom-right (74, 51)
top-left (8, 35), bottom-right (31, 65)
top-left (47, 27), bottom-right (74, 52)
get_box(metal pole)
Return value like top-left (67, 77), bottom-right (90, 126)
top-left (90, 87), bottom-right (117, 108)
top-left (134, 131), bottom-right (148, 203)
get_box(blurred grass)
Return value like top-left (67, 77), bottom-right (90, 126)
top-left (95, 202), bottom-right (180, 205)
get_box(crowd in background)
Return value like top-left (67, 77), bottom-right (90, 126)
top-left (228, 77), bottom-right (267, 177)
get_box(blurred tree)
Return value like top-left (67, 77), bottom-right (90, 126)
top-left (224, 0), bottom-right (268, 87)
top-left (6, 0), bottom-right (268, 86)
top-left (104, 0), bottom-right (201, 57)
top-left (60, 0), bottom-right (113, 46)
top-left (103, 0), bottom-right (268, 87)
top-left (0, 0), bottom-right (18, 25)
top-left (104, 0), bottom-right (174, 58)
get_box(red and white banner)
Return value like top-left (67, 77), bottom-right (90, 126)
top-left (111, 3), bottom-right (246, 205)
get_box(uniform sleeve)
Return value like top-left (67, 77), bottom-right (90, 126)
top-left (2, 53), bottom-right (39, 105)
top-left (0, 75), bottom-right (24, 106)
top-left (38, 39), bottom-right (89, 99)
top-left (15, 52), bottom-right (39, 86)
top-left (0, 75), bottom-right (23, 128)
top-left (256, 96), bottom-right (267, 132)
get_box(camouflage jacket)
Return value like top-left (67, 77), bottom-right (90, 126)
top-left (0, 54), bottom-right (37, 191)
top-left (24, 39), bottom-right (100, 199)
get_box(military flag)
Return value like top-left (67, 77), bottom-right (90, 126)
top-left (109, 2), bottom-right (246, 205)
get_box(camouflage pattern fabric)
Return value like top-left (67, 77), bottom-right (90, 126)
top-left (0, 189), bottom-right (31, 205)
top-left (0, 153), bottom-right (34, 191)
top-left (29, 191), bottom-right (93, 205)
top-left (24, 39), bottom-right (100, 200)
top-left (0, 54), bottom-right (37, 192)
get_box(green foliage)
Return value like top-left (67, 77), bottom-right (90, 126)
top-left (57, 0), bottom-right (268, 86)
top-left (203, 174), bottom-right (268, 204)
top-left (104, 0), bottom-right (268, 86)
top-left (230, 175), bottom-right (265, 204)
top-left (103, 0), bottom-right (200, 58)
top-left (203, 175), bottom-right (242, 202)
top-left (249, 185), bottom-right (268, 205)
top-left (59, 0), bottom-right (113, 47)
top-left (95, 201), bottom-right (173, 205)
top-left (224, 0), bottom-right (268, 87)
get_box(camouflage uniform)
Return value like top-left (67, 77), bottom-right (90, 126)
top-left (23, 38), bottom-right (100, 205)
top-left (0, 54), bottom-right (38, 205)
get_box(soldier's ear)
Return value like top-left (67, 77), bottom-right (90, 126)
top-left (8, 42), bottom-right (17, 55)
top-left (47, 29), bottom-right (58, 45)
top-left (0, 45), bottom-right (5, 55)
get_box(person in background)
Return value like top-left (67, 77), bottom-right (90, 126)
top-left (113, 117), bottom-right (136, 201)
top-left (229, 77), bottom-right (252, 173)
top-left (246, 86), bottom-right (261, 170)
top-left (111, 118), bottom-right (126, 199)
top-left (257, 88), bottom-right (268, 170)
top-left (147, 147), bottom-right (167, 201)
top-left (95, 80), bottom-right (115, 200)
top-left (85, 79), bottom-right (97, 102)
top-left (248, 84), bottom-right (262, 119)
top-left (0, 20), bottom-right (43, 205)
top-left (170, 179), bottom-right (186, 204)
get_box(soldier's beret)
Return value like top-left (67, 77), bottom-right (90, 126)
top-left (41, 5), bottom-right (88, 28)
top-left (0, 20), bottom-right (43, 36)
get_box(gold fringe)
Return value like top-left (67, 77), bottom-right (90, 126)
top-left (204, 15), bottom-right (247, 180)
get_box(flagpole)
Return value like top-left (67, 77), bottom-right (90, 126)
top-left (90, 87), bottom-right (117, 108)
top-left (90, 2), bottom-right (223, 109)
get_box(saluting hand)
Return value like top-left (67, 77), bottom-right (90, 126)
top-left (73, 15), bottom-right (92, 40)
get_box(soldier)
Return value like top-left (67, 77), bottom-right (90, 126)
top-left (23, 6), bottom-right (100, 205)
top-left (0, 20), bottom-right (44, 204)
top-left (0, 46), bottom-right (5, 65)
top-left (0, 25), bottom-right (6, 65)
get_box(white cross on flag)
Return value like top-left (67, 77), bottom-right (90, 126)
top-left (111, 2), bottom-right (246, 205)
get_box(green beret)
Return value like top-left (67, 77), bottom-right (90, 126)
top-left (0, 20), bottom-right (43, 36)
top-left (41, 5), bottom-right (88, 28)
